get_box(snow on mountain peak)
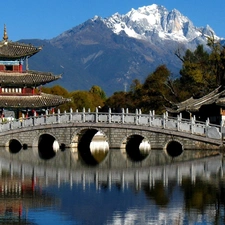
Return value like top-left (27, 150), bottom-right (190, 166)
top-left (102, 4), bottom-right (210, 42)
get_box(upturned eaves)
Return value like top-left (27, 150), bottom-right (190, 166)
top-left (0, 41), bottom-right (41, 60)
top-left (0, 92), bottom-right (70, 109)
top-left (167, 86), bottom-right (225, 113)
top-left (0, 70), bottom-right (61, 87)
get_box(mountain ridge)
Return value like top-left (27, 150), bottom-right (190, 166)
top-left (24, 4), bottom-right (223, 96)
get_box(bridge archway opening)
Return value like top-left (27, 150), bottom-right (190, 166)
top-left (166, 141), bottom-right (183, 157)
top-left (9, 139), bottom-right (22, 154)
top-left (126, 135), bottom-right (150, 162)
top-left (22, 143), bottom-right (28, 150)
top-left (60, 143), bottom-right (66, 151)
top-left (78, 129), bottom-right (109, 166)
top-left (38, 134), bottom-right (58, 160)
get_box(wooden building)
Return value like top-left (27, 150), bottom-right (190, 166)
top-left (0, 25), bottom-right (70, 118)
top-left (166, 86), bottom-right (225, 125)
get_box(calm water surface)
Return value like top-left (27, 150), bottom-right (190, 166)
top-left (0, 154), bottom-right (224, 225)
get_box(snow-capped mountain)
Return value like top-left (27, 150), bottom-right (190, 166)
top-left (101, 4), bottom-right (218, 43)
top-left (26, 4), bottom-right (223, 96)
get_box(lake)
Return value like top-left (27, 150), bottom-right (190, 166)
top-left (0, 149), bottom-right (224, 225)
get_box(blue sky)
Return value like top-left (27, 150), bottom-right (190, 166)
top-left (1, 0), bottom-right (225, 41)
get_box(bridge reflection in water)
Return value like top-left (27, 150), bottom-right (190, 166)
top-left (0, 152), bottom-right (224, 224)
top-left (0, 153), bottom-right (223, 190)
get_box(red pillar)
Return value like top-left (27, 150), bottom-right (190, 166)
top-left (19, 64), bottom-right (22, 72)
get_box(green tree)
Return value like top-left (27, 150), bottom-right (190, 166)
top-left (207, 35), bottom-right (225, 86)
top-left (105, 91), bottom-right (134, 111)
top-left (138, 65), bottom-right (172, 113)
top-left (177, 45), bottom-right (216, 99)
top-left (89, 85), bottom-right (107, 100)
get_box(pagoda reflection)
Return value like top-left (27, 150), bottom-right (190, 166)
top-left (0, 170), bottom-right (58, 224)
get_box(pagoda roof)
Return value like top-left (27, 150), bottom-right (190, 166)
top-left (0, 70), bottom-right (61, 87)
top-left (0, 40), bottom-right (42, 60)
top-left (0, 92), bottom-right (70, 109)
top-left (166, 86), bottom-right (225, 113)
top-left (0, 25), bottom-right (42, 60)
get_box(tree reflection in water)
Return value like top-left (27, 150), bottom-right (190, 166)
top-left (0, 155), bottom-right (224, 224)
top-left (133, 175), bottom-right (225, 224)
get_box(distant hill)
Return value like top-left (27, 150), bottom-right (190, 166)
top-left (22, 4), bottom-right (223, 96)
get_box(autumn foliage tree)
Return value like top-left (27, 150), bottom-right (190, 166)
top-left (41, 85), bottom-right (105, 112)
top-left (69, 85), bottom-right (106, 111)
top-left (41, 85), bottom-right (74, 112)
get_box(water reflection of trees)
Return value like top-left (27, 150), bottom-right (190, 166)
top-left (98, 176), bottom-right (225, 214)
top-left (139, 177), bottom-right (225, 223)
top-left (142, 181), bottom-right (170, 207)
top-left (181, 178), bottom-right (217, 211)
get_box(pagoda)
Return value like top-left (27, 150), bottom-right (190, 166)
top-left (0, 25), bottom-right (70, 119)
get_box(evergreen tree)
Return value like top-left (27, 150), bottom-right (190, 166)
top-left (178, 45), bottom-right (216, 99)
top-left (139, 65), bottom-right (172, 113)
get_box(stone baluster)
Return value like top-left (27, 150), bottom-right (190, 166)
top-left (45, 110), bottom-right (48, 124)
top-left (205, 118), bottom-right (210, 137)
top-left (191, 116), bottom-right (195, 134)
top-left (177, 114), bottom-right (180, 131)
top-left (32, 111), bottom-right (36, 126)
top-left (163, 113), bottom-right (166, 128)
top-left (149, 111), bottom-right (151, 126)
top-left (135, 109), bottom-right (139, 125)
top-left (165, 111), bottom-right (168, 118)
top-left (178, 113), bottom-right (182, 131)
top-left (166, 111), bottom-right (169, 128)
top-left (151, 110), bottom-right (155, 126)
top-left (152, 110), bottom-right (155, 119)
top-left (122, 108), bottom-right (125, 124)
top-left (95, 107), bottom-right (98, 123)
top-left (69, 108), bottom-right (73, 121)
top-left (82, 108), bottom-right (86, 122)
top-left (108, 108), bottom-right (111, 123)
top-left (179, 113), bottom-right (182, 131)
top-left (139, 109), bottom-right (142, 125)
top-left (57, 109), bottom-right (60, 123)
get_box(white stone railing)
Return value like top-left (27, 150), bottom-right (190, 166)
top-left (0, 108), bottom-right (223, 140)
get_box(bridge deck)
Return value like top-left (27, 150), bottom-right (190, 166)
top-left (0, 108), bottom-right (223, 145)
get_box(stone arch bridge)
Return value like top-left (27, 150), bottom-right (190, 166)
top-left (0, 108), bottom-right (223, 168)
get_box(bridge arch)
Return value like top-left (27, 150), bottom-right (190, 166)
top-left (5, 138), bottom-right (23, 154)
top-left (164, 139), bottom-right (184, 158)
top-left (33, 132), bottom-right (60, 160)
top-left (71, 128), bottom-right (109, 166)
top-left (120, 133), bottom-right (151, 162)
